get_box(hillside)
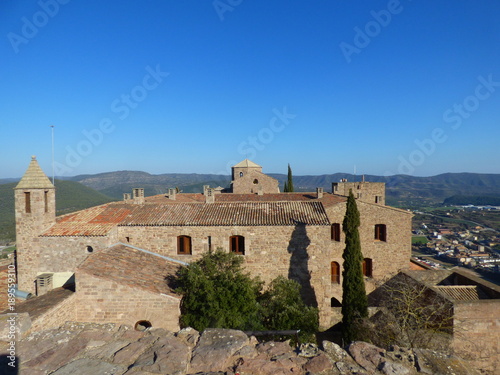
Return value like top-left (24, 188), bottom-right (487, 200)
top-left (0, 180), bottom-right (115, 244)
top-left (69, 171), bottom-right (500, 206)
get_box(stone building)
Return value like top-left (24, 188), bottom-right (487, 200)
top-left (13, 157), bottom-right (412, 329)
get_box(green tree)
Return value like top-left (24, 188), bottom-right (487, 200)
top-left (341, 190), bottom-right (368, 344)
top-left (259, 276), bottom-right (319, 342)
top-left (284, 164), bottom-right (294, 192)
top-left (175, 249), bottom-right (263, 332)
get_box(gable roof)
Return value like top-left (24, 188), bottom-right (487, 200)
top-left (77, 243), bottom-right (182, 298)
top-left (15, 156), bottom-right (54, 189)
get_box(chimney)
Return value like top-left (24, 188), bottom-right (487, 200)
top-left (257, 185), bottom-right (263, 196)
top-left (203, 185), bottom-right (210, 196)
top-left (205, 188), bottom-right (215, 203)
top-left (132, 188), bottom-right (145, 204)
top-left (316, 187), bottom-right (324, 199)
top-left (168, 188), bottom-right (176, 200)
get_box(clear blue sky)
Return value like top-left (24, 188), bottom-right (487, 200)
top-left (2, 0), bottom-right (500, 179)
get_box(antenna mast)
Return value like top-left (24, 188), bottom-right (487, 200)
top-left (50, 125), bottom-right (55, 185)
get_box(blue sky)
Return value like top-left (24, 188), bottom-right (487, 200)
top-left (2, 0), bottom-right (500, 179)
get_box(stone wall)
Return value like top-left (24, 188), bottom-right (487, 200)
top-left (231, 170), bottom-right (280, 194)
top-left (332, 181), bottom-right (385, 205)
top-left (452, 300), bottom-right (500, 375)
top-left (28, 292), bottom-right (77, 334)
top-left (116, 200), bottom-right (412, 328)
top-left (15, 188), bottom-right (56, 292)
top-left (76, 270), bottom-right (181, 332)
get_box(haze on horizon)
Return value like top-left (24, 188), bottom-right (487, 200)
top-left (2, 1), bottom-right (500, 179)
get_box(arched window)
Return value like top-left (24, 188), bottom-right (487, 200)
top-left (362, 258), bottom-right (373, 278)
top-left (86, 246), bottom-right (93, 253)
top-left (253, 179), bottom-right (259, 184)
top-left (330, 297), bottom-right (342, 307)
top-left (331, 261), bottom-right (340, 284)
top-left (239, 172), bottom-right (243, 177)
top-left (374, 224), bottom-right (387, 242)
top-left (331, 223), bottom-right (341, 242)
top-left (230, 235), bottom-right (245, 255)
top-left (177, 235), bottom-right (192, 255)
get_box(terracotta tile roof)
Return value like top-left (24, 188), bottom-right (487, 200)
top-left (41, 193), bottom-right (339, 236)
top-left (41, 204), bottom-right (133, 236)
top-left (433, 285), bottom-right (490, 301)
top-left (77, 244), bottom-right (182, 298)
top-left (119, 201), bottom-right (330, 226)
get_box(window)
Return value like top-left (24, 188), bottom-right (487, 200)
top-left (44, 191), bottom-right (49, 213)
top-left (134, 320), bottom-right (152, 331)
top-left (207, 235), bottom-right (212, 252)
top-left (239, 172), bottom-right (243, 177)
top-left (25, 192), bottom-right (31, 213)
top-left (331, 223), bottom-right (341, 242)
top-left (375, 196), bottom-right (382, 204)
top-left (86, 246), bottom-right (93, 253)
top-left (177, 235), bottom-right (192, 255)
top-left (230, 235), bottom-right (245, 255)
top-left (331, 261), bottom-right (340, 284)
top-left (362, 258), bottom-right (373, 277)
top-left (253, 179), bottom-right (259, 184)
top-left (374, 224), bottom-right (387, 241)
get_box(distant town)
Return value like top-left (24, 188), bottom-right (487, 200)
top-left (412, 205), bottom-right (500, 280)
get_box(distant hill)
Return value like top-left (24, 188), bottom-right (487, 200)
top-left (0, 180), bottom-right (115, 244)
top-left (68, 171), bottom-right (500, 207)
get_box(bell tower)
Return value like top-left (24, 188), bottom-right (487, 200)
top-left (14, 156), bottom-right (56, 293)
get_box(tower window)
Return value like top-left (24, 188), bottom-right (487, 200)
top-left (239, 172), bottom-right (243, 177)
top-left (25, 192), bottom-right (31, 213)
top-left (331, 261), bottom-right (340, 284)
top-left (362, 258), bottom-right (373, 277)
top-left (177, 235), bottom-right (192, 255)
top-left (374, 224), bottom-right (387, 242)
top-left (230, 235), bottom-right (245, 255)
top-left (44, 191), bottom-right (49, 213)
top-left (86, 246), bottom-right (94, 253)
top-left (253, 179), bottom-right (258, 184)
top-left (331, 223), bottom-right (341, 242)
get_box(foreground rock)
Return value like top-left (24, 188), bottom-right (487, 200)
top-left (0, 322), bottom-right (481, 375)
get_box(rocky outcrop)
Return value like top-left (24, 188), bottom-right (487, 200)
top-left (1, 322), bottom-right (481, 375)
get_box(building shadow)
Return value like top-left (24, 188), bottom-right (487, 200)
top-left (287, 222), bottom-right (318, 307)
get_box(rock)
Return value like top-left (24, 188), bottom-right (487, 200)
top-left (335, 360), bottom-right (369, 375)
top-left (50, 358), bottom-right (127, 375)
top-left (176, 326), bottom-right (200, 348)
top-left (297, 342), bottom-right (320, 358)
top-left (378, 359), bottom-right (414, 375)
top-left (304, 352), bottom-right (334, 373)
top-left (347, 341), bottom-right (386, 373)
top-left (413, 348), bottom-right (481, 375)
top-left (189, 328), bottom-right (249, 373)
top-left (321, 341), bottom-right (351, 363)
top-left (111, 335), bottom-right (159, 365)
top-left (0, 312), bottom-right (31, 341)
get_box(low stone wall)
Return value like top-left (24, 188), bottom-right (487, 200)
top-left (452, 300), bottom-right (500, 374)
top-left (28, 291), bottom-right (77, 334)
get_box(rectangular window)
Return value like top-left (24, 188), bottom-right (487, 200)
top-left (25, 192), bottom-right (31, 213)
top-left (44, 191), bottom-right (49, 213)
top-left (177, 235), bottom-right (192, 255)
top-left (331, 223), bottom-right (341, 242)
top-left (375, 224), bottom-right (387, 242)
top-left (230, 235), bottom-right (245, 255)
top-left (207, 236), bottom-right (212, 252)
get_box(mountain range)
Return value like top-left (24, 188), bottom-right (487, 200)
top-left (63, 170), bottom-right (500, 207)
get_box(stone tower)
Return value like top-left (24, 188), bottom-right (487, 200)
top-left (14, 156), bottom-right (56, 293)
top-left (230, 159), bottom-right (280, 194)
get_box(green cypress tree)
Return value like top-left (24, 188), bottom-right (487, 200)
top-left (341, 190), bottom-right (368, 344)
top-left (286, 164), bottom-right (294, 192)
top-left (283, 181), bottom-right (288, 192)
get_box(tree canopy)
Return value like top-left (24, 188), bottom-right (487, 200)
top-left (341, 190), bottom-right (368, 344)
